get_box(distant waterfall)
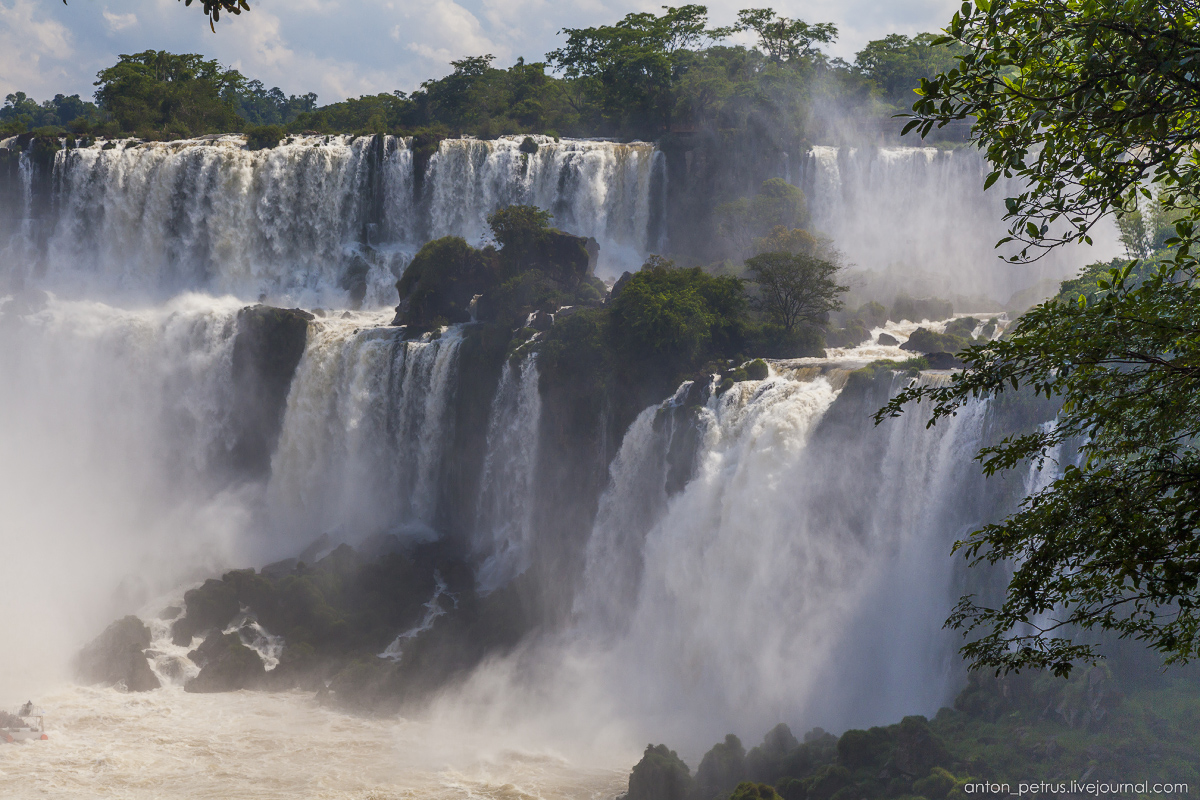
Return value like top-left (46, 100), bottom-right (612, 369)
top-left (799, 145), bottom-right (1114, 303)
top-left (564, 370), bottom-right (990, 747)
top-left (1, 133), bottom-right (664, 307)
top-left (425, 136), bottom-right (664, 265)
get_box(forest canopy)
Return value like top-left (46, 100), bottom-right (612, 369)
top-left (3, 6), bottom-right (962, 141)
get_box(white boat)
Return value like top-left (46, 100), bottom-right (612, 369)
top-left (1, 705), bottom-right (47, 743)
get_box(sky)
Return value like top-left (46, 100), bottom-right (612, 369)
top-left (0, 0), bottom-right (960, 105)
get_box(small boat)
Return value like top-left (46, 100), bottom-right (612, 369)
top-left (1, 704), bottom-right (48, 743)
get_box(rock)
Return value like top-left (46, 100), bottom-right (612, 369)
top-left (585, 237), bottom-right (600, 274)
top-left (171, 578), bottom-right (240, 646)
top-left (185, 632), bottom-right (266, 693)
top-left (75, 616), bottom-right (161, 692)
top-left (159, 606), bottom-right (183, 620)
top-left (340, 253), bottom-right (370, 309)
top-left (227, 305), bottom-right (313, 476)
top-left (898, 327), bottom-right (969, 355)
top-left (877, 332), bottom-right (899, 346)
top-left (826, 320), bottom-right (872, 348)
top-left (923, 352), bottom-right (965, 369)
top-left (529, 310), bottom-right (554, 331)
top-left (609, 271), bottom-right (634, 302)
top-left (519, 136), bottom-right (539, 155)
top-left (625, 744), bottom-right (692, 800)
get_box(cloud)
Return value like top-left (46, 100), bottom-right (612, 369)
top-left (0, 0), bottom-right (75, 99)
top-left (102, 9), bottom-right (138, 33)
top-left (0, 0), bottom-right (964, 104)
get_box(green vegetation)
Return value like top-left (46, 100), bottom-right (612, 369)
top-left (886, 0), bottom-right (1200, 675)
top-left (6, 6), bottom-right (965, 142)
top-left (626, 667), bottom-right (1200, 800)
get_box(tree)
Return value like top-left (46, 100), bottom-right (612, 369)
top-left (94, 51), bottom-right (246, 136)
top-left (744, 251), bottom-right (845, 334)
top-left (852, 33), bottom-right (964, 109)
top-left (885, 0), bottom-right (1200, 676)
top-left (735, 8), bottom-right (837, 64)
top-left (547, 5), bottom-right (724, 135)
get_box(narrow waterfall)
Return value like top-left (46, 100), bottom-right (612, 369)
top-left (473, 356), bottom-right (543, 593)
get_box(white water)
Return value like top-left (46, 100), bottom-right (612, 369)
top-left (265, 318), bottom-right (464, 544)
top-left (2, 134), bottom-right (662, 307)
top-left (0, 685), bottom-right (626, 800)
top-left (802, 146), bottom-right (1119, 305)
top-left (474, 357), bottom-right (543, 593)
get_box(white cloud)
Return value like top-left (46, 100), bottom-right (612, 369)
top-left (396, 0), bottom-right (503, 73)
top-left (0, 0), bottom-right (74, 99)
top-left (102, 9), bottom-right (138, 33)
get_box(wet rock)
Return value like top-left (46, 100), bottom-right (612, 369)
top-left (529, 310), bottom-right (554, 331)
top-left (185, 632), bottom-right (266, 693)
top-left (877, 332), bottom-right (899, 346)
top-left (923, 352), bottom-right (966, 370)
top-left (609, 271), bottom-right (634, 301)
top-left (171, 578), bottom-right (240, 646)
top-left (75, 616), bottom-right (161, 692)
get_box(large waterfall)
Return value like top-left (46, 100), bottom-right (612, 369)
top-left (1, 134), bottom-right (663, 306)
top-left (0, 135), bottom-right (1057, 796)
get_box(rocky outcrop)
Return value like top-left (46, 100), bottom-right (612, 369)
top-left (185, 632), bottom-right (266, 693)
top-left (227, 305), bottom-right (313, 476)
top-left (75, 616), bottom-right (161, 692)
top-left (877, 332), bottom-right (899, 346)
top-left (898, 327), bottom-right (970, 355)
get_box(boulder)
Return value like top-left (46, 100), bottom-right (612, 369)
top-left (75, 616), bottom-right (161, 692)
top-left (625, 744), bottom-right (693, 800)
top-left (609, 271), bottom-right (634, 302)
top-left (227, 305), bottom-right (313, 476)
top-left (877, 332), bottom-right (899, 346)
top-left (923, 352), bottom-right (966, 370)
top-left (898, 327), bottom-right (969, 355)
top-left (185, 632), bottom-right (266, 693)
top-left (171, 578), bottom-right (240, 646)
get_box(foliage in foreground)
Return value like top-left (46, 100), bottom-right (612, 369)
top-left (884, 0), bottom-right (1200, 675)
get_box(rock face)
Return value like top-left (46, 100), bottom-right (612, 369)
top-left (185, 632), bottom-right (266, 693)
top-left (75, 616), bottom-right (161, 692)
top-left (227, 305), bottom-right (313, 476)
top-left (171, 578), bottom-right (240, 646)
top-left (898, 327), bottom-right (970, 355)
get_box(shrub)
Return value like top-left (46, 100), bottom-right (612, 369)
top-left (246, 124), bottom-right (285, 150)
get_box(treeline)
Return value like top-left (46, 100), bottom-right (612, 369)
top-left (1, 5), bottom-right (961, 142)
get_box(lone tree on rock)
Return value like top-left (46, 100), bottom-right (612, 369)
top-left (744, 251), bottom-right (845, 335)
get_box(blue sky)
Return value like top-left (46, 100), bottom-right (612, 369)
top-left (1, 0), bottom-right (960, 105)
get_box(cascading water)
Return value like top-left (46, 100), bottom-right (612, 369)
top-left (1, 133), bottom-right (664, 307)
top-left (530, 367), bottom-right (994, 750)
top-left (425, 136), bottom-right (664, 267)
top-left (265, 316), bottom-right (464, 544)
top-left (800, 146), bottom-right (1116, 304)
top-left (473, 356), bottom-right (543, 593)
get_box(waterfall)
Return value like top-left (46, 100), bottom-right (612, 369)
top-left (425, 136), bottom-right (664, 268)
top-left (800, 145), bottom-right (1115, 304)
top-left (473, 356), bottom-right (543, 593)
top-left (556, 369), bottom-right (991, 747)
top-left (2, 133), bottom-right (664, 306)
top-left (264, 319), bottom-right (465, 544)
